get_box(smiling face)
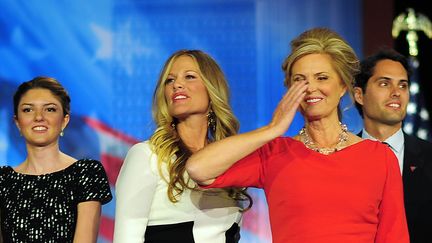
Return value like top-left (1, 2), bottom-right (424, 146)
top-left (291, 53), bottom-right (347, 121)
top-left (163, 55), bottom-right (210, 120)
top-left (14, 88), bottom-right (70, 147)
top-left (354, 59), bottom-right (409, 126)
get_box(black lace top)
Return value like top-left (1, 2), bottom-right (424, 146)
top-left (0, 159), bottom-right (112, 243)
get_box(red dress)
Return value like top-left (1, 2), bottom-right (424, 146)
top-left (203, 137), bottom-right (409, 243)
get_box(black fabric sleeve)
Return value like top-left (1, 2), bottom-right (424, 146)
top-left (76, 159), bottom-right (113, 205)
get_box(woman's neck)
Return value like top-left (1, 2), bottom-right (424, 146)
top-left (176, 116), bottom-right (208, 153)
top-left (19, 143), bottom-right (74, 174)
top-left (305, 117), bottom-right (343, 148)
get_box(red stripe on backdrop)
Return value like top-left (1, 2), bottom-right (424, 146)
top-left (101, 153), bottom-right (124, 186)
top-left (99, 215), bottom-right (115, 241)
top-left (82, 116), bottom-right (139, 145)
top-left (242, 191), bottom-right (271, 240)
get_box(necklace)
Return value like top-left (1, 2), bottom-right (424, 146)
top-left (299, 122), bottom-right (348, 155)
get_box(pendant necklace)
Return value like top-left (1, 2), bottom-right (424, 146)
top-left (299, 122), bottom-right (348, 155)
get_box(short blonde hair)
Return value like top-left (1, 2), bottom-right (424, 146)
top-left (282, 27), bottom-right (359, 100)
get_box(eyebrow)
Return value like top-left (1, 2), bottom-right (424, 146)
top-left (375, 76), bottom-right (409, 82)
top-left (167, 70), bottom-right (199, 76)
top-left (293, 71), bottom-right (330, 75)
top-left (315, 72), bottom-right (330, 75)
top-left (20, 103), bottom-right (58, 106)
top-left (292, 73), bottom-right (306, 77)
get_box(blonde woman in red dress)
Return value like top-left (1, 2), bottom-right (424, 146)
top-left (187, 28), bottom-right (409, 243)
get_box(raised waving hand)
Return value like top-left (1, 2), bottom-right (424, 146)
top-left (186, 80), bottom-right (308, 185)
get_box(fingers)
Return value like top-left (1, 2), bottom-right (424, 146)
top-left (279, 80), bottom-right (308, 110)
top-left (269, 81), bottom-right (308, 135)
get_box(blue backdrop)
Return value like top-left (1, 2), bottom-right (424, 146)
top-left (0, 0), bottom-right (362, 242)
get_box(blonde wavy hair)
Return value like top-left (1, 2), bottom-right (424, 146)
top-left (282, 27), bottom-right (360, 117)
top-left (150, 50), bottom-right (251, 207)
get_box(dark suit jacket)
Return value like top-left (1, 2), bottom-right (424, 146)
top-left (358, 131), bottom-right (432, 243)
top-left (402, 133), bottom-right (432, 243)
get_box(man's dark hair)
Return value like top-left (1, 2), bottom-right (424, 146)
top-left (354, 48), bottom-right (412, 117)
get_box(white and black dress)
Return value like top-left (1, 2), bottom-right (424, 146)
top-left (114, 142), bottom-right (243, 243)
top-left (0, 159), bottom-right (112, 243)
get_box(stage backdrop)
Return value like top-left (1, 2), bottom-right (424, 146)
top-left (0, 0), bottom-right (362, 242)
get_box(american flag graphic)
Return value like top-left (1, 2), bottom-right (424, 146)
top-left (0, 1), bottom-right (362, 242)
top-left (403, 57), bottom-right (432, 141)
top-left (83, 116), bottom-right (139, 242)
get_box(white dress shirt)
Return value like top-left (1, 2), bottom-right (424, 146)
top-left (362, 128), bottom-right (405, 174)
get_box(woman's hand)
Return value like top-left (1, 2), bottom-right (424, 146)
top-left (267, 80), bottom-right (308, 137)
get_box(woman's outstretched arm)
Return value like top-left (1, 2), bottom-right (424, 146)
top-left (186, 80), bottom-right (308, 185)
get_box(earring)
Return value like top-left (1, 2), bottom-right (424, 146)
top-left (207, 110), bottom-right (216, 133)
top-left (60, 130), bottom-right (64, 137)
top-left (171, 121), bottom-right (176, 130)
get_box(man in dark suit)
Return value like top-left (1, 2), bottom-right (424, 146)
top-left (354, 48), bottom-right (432, 243)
